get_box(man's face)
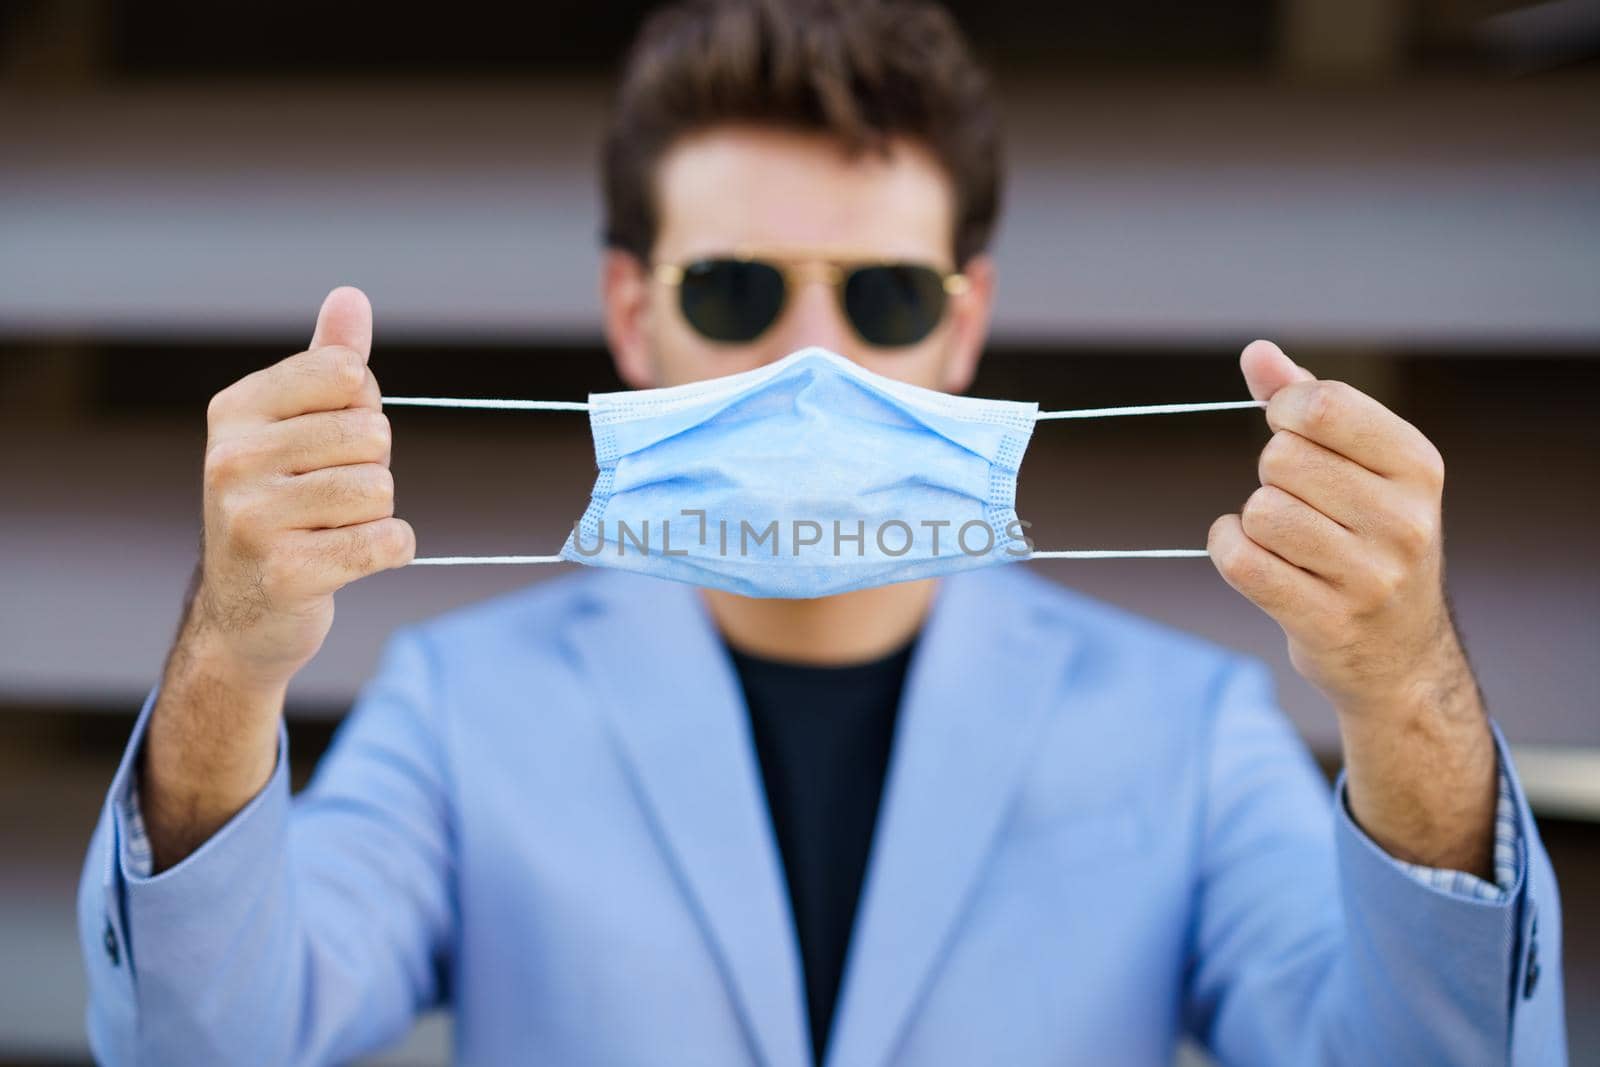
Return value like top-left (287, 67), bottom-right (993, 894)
top-left (603, 123), bottom-right (994, 393)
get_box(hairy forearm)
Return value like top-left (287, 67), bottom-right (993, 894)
top-left (1336, 636), bottom-right (1498, 880)
top-left (140, 610), bottom-right (286, 873)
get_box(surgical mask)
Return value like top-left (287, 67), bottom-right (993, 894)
top-left (383, 346), bottom-right (1263, 599)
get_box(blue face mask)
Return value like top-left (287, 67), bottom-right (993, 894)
top-left (384, 348), bottom-right (1263, 597)
top-left (559, 346), bottom-right (1037, 598)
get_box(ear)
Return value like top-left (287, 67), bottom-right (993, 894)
top-left (939, 252), bottom-right (996, 394)
top-left (602, 248), bottom-right (657, 389)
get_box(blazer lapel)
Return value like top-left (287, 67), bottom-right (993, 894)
top-left (567, 571), bottom-right (812, 1067)
top-left (824, 567), bottom-right (1080, 1067)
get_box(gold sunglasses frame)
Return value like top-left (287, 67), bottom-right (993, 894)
top-left (649, 249), bottom-right (969, 345)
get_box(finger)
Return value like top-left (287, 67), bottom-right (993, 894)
top-left (1240, 339), bottom-right (1315, 403)
top-left (1258, 430), bottom-right (1390, 534)
top-left (212, 344), bottom-right (372, 426)
top-left (358, 368), bottom-right (390, 464)
top-left (273, 463), bottom-right (395, 531)
top-left (1239, 484), bottom-right (1363, 584)
top-left (1208, 513), bottom-right (1329, 619)
top-left (309, 286), bottom-right (373, 362)
top-left (293, 516), bottom-right (415, 590)
top-left (1266, 379), bottom-right (1441, 484)
top-left (255, 407), bottom-right (392, 475)
top-left (356, 366), bottom-right (382, 412)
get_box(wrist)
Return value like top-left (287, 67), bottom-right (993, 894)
top-left (165, 620), bottom-right (293, 702)
top-left (1325, 622), bottom-right (1482, 725)
top-left (1339, 679), bottom-right (1484, 743)
top-left (142, 624), bottom-right (288, 870)
top-left (1335, 659), bottom-right (1497, 877)
top-left (1340, 718), bottom-right (1498, 876)
top-left (153, 626), bottom-right (286, 778)
top-left (174, 578), bottom-right (310, 696)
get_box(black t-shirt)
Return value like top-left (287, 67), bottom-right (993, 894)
top-left (725, 633), bottom-right (917, 1067)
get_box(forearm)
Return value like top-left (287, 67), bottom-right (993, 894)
top-left (1335, 637), bottom-right (1498, 880)
top-left (141, 615), bottom-right (286, 872)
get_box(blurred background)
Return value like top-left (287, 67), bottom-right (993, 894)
top-left (1, 1), bottom-right (1596, 1064)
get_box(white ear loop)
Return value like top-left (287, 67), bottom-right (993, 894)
top-left (380, 394), bottom-right (1266, 564)
top-left (381, 397), bottom-right (590, 412)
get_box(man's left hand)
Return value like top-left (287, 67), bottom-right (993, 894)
top-left (1208, 339), bottom-right (1497, 876)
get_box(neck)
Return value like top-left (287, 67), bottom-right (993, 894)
top-left (701, 579), bottom-right (937, 666)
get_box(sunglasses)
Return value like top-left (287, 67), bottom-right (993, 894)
top-left (651, 253), bottom-right (969, 348)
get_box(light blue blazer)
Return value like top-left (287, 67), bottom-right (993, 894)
top-left (79, 565), bottom-right (1566, 1065)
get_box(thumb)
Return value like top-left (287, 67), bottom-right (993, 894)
top-left (1239, 338), bottom-right (1314, 402)
top-left (310, 285), bottom-right (373, 362)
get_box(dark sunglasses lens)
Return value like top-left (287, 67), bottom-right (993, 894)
top-left (678, 259), bottom-right (786, 343)
top-left (843, 265), bottom-right (948, 347)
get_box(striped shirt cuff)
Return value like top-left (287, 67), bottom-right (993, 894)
top-left (120, 776), bottom-right (154, 879)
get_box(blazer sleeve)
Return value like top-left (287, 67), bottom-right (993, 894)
top-left (1180, 656), bottom-right (1566, 1066)
top-left (77, 627), bottom-right (456, 1067)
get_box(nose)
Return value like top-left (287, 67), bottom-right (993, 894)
top-left (765, 269), bottom-right (857, 362)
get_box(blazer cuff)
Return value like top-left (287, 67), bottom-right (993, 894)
top-left (104, 683), bottom-right (291, 968)
top-left (1331, 716), bottom-right (1560, 1061)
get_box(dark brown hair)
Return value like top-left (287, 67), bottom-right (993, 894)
top-left (600, 0), bottom-right (1004, 266)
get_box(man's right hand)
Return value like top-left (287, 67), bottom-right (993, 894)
top-left (192, 285), bottom-right (414, 688)
top-left (140, 286), bottom-right (415, 870)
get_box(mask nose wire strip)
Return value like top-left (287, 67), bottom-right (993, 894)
top-left (378, 395), bottom-right (1266, 564)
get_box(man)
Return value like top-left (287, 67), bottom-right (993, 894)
top-left (78, 0), bottom-right (1565, 1064)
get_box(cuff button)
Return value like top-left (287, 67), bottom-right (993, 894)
top-left (102, 919), bottom-right (120, 967)
top-left (1523, 945), bottom-right (1540, 999)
